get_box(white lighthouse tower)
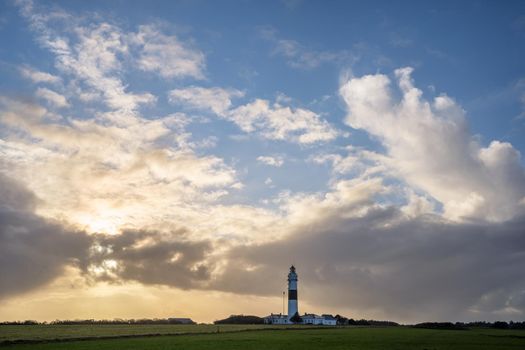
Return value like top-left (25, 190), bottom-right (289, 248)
top-left (263, 265), bottom-right (336, 325)
top-left (287, 265), bottom-right (298, 321)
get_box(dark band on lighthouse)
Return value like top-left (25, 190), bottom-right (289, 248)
top-left (288, 289), bottom-right (297, 300)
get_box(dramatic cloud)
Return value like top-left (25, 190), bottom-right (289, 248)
top-left (340, 67), bottom-right (525, 222)
top-left (86, 229), bottom-right (212, 289)
top-left (3, 1), bottom-right (524, 325)
top-left (216, 208), bottom-right (525, 322)
top-left (0, 96), bottom-right (237, 237)
top-left (0, 173), bottom-right (92, 299)
top-left (0, 171), bottom-right (215, 299)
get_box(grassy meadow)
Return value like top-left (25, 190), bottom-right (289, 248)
top-left (0, 324), bottom-right (269, 342)
top-left (1, 325), bottom-right (524, 350)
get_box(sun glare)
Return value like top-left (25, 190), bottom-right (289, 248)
top-left (73, 211), bottom-right (124, 235)
top-left (87, 219), bottom-right (120, 235)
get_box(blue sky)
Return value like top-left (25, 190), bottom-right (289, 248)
top-left (2, 0), bottom-right (524, 202)
top-left (1, 0), bottom-right (525, 323)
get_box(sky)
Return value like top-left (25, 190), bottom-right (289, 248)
top-left (1, 0), bottom-right (525, 324)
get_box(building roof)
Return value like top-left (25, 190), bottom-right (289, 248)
top-left (302, 313), bottom-right (323, 319)
top-left (264, 313), bottom-right (288, 319)
top-left (321, 314), bottom-right (336, 320)
top-left (301, 313), bottom-right (336, 320)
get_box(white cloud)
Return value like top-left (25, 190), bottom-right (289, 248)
top-left (169, 86), bottom-right (339, 144)
top-left (19, 66), bottom-right (61, 84)
top-left (257, 155), bottom-right (284, 167)
top-left (17, 4), bottom-right (212, 112)
top-left (0, 96), bottom-right (241, 238)
top-left (228, 99), bottom-right (338, 144)
top-left (35, 87), bottom-right (68, 108)
top-left (277, 177), bottom-right (386, 226)
top-left (168, 86), bottom-right (244, 115)
top-left (59, 23), bottom-right (157, 111)
top-left (340, 67), bottom-right (525, 222)
top-left (131, 24), bottom-right (205, 80)
top-left (310, 147), bottom-right (388, 179)
top-left (230, 182), bottom-right (244, 190)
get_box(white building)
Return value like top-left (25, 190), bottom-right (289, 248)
top-left (263, 266), bottom-right (337, 326)
top-left (300, 314), bottom-right (337, 326)
top-left (263, 313), bottom-right (289, 325)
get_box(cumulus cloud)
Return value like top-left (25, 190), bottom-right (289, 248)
top-left (35, 87), bottom-right (68, 108)
top-left (168, 86), bottom-right (244, 115)
top-left (168, 86), bottom-right (339, 144)
top-left (339, 67), bottom-right (525, 222)
top-left (257, 155), bottom-right (284, 167)
top-left (227, 99), bottom-right (338, 144)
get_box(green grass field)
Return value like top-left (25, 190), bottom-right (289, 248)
top-left (0, 324), bottom-right (270, 342)
top-left (1, 325), bottom-right (524, 350)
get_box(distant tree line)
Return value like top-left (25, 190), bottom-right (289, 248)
top-left (333, 316), bottom-right (525, 329)
top-left (334, 315), bottom-right (399, 326)
top-left (2, 318), bottom-right (524, 329)
top-left (461, 321), bottom-right (525, 329)
top-left (413, 322), bottom-right (467, 330)
top-left (213, 315), bottom-right (264, 324)
top-left (412, 321), bottom-right (525, 330)
top-left (0, 318), bottom-right (196, 325)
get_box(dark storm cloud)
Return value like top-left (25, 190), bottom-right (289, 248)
top-left (213, 207), bottom-right (525, 321)
top-left (0, 173), bottom-right (92, 299)
top-left (0, 171), bottom-right (214, 297)
top-left (3, 168), bottom-right (524, 323)
top-left (87, 230), bottom-right (212, 289)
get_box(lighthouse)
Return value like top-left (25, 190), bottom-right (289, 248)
top-left (287, 265), bottom-right (298, 321)
top-left (263, 265), bottom-right (336, 325)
